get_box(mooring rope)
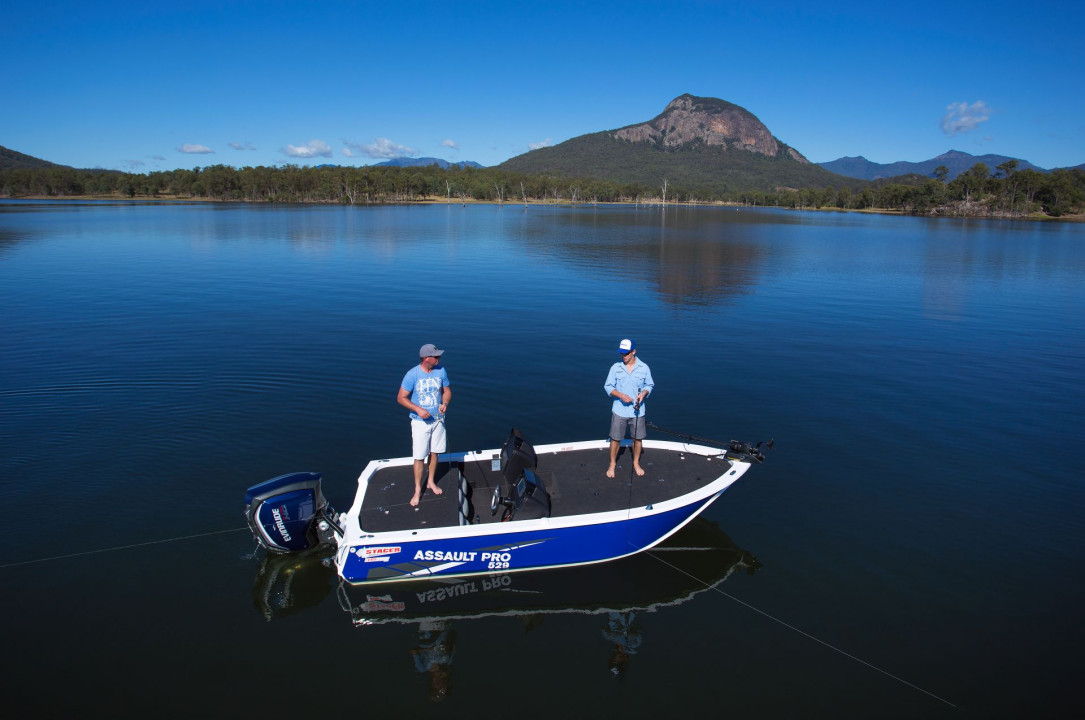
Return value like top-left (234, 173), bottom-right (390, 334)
top-left (0, 526), bottom-right (249, 570)
top-left (645, 549), bottom-right (961, 711)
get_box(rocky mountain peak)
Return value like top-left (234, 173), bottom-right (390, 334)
top-left (612, 94), bottom-right (809, 164)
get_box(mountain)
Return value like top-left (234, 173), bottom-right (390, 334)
top-left (818, 150), bottom-right (1045, 181)
top-left (498, 94), bottom-right (853, 193)
top-left (1, 144), bottom-right (67, 170)
top-left (374, 157), bottom-right (483, 169)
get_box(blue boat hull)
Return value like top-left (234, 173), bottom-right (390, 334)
top-left (339, 491), bottom-right (722, 584)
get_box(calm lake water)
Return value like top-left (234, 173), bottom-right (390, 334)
top-left (2, 200), bottom-right (1083, 718)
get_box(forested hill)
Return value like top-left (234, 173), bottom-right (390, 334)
top-left (498, 94), bottom-right (854, 194)
top-left (1, 145), bottom-right (66, 170)
top-left (819, 150), bottom-right (1046, 181)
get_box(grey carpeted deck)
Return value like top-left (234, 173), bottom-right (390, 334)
top-left (359, 445), bottom-right (729, 533)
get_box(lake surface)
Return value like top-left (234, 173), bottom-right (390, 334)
top-left (2, 200), bottom-right (1082, 718)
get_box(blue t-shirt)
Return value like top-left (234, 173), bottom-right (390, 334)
top-left (401, 365), bottom-right (450, 421)
top-left (604, 357), bottom-right (654, 418)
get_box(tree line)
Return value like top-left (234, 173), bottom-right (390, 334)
top-left (2, 160), bottom-right (1082, 217)
top-left (772, 161), bottom-right (1084, 218)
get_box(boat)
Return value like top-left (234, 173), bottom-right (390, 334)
top-left (249, 516), bottom-right (760, 624)
top-left (243, 427), bottom-right (770, 585)
top-left (335, 518), bottom-right (762, 626)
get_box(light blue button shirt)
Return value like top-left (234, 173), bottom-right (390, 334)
top-left (604, 358), bottom-right (654, 418)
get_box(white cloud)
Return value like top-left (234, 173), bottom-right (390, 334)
top-left (941, 101), bottom-right (992, 136)
top-left (442, 139), bottom-right (459, 150)
top-left (528, 138), bottom-right (554, 150)
top-left (122, 159), bottom-right (145, 169)
top-left (283, 139), bottom-right (333, 158)
top-left (229, 141), bottom-right (256, 151)
top-left (178, 143), bottom-right (215, 154)
top-left (343, 137), bottom-right (418, 159)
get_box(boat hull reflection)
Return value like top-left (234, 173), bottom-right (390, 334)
top-left (336, 518), bottom-right (759, 625)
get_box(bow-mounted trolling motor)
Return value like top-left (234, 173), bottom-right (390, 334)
top-left (244, 472), bottom-right (343, 554)
top-left (645, 421), bottom-right (774, 464)
top-left (490, 428), bottom-right (552, 522)
top-left (724, 439), bottom-right (774, 464)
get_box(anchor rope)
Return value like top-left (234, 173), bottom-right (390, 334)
top-left (0, 526), bottom-right (249, 570)
top-left (645, 549), bottom-right (961, 711)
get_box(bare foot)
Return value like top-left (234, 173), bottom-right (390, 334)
top-left (606, 465), bottom-right (616, 478)
top-left (409, 494), bottom-right (421, 507)
top-left (634, 465), bottom-right (646, 477)
top-left (427, 483), bottom-right (443, 496)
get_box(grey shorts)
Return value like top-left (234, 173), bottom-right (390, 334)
top-left (610, 413), bottom-right (647, 441)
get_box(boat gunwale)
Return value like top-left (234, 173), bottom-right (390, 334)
top-left (338, 437), bottom-right (750, 547)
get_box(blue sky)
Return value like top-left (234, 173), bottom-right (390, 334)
top-left (3, 0), bottom-right (1082, 172)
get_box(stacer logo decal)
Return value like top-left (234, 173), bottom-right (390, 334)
top-left (362, 546), bottom-right (401, 562)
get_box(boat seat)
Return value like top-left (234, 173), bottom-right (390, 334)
top-left (502, 430), bottom-right (538, 487)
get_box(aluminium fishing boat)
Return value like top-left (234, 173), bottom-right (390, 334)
top-left (249, 517), bottom-right (761, 623)
top-left (243, 427), bottom-right (770, 585)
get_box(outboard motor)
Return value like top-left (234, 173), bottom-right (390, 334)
top-left (244, 472), bottom-right (341, 554)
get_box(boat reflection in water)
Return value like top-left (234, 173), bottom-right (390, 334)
top-left (251, 518), bottom-right (759, 698)
top-left (251, 546), bottom-right (337, 621)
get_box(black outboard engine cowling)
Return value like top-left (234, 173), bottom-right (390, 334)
top-left (244, 472), bottom-right (340, 553)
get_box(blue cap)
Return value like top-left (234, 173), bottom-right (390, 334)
top-left (617, 338), bottom-right (635, 354)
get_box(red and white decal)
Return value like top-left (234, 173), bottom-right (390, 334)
top-left (362, 546), bottom-right (401, 562)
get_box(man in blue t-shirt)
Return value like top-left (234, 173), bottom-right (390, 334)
top-left (397, 343), bottom-right (452, 506)
top-left (604, 338), bottom-right (654, 478)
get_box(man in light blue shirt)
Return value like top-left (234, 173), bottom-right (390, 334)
top-left (398, 343), bottom-right (452, 506)
top-left (604, 338), bottom-right (654, 478)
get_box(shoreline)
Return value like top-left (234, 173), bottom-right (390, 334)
top-left (3, 194), bottom-right (1081, 222)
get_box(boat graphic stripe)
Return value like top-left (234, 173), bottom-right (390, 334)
top-left (496, 540), bottom-right (547, 553)
top-left (404, 561), bottom-right (466, 577)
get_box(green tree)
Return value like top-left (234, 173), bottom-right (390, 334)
top-left (996, 160), bottom-right (1019, 213)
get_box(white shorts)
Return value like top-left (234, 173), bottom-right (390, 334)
top-left (411, 418), bottom-right (446, 460)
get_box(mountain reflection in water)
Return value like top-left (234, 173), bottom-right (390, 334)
top-left (516, 207), bottom-right (771, 308)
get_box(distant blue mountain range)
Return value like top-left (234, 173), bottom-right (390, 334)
top-left (374, 157), bottom-right (483, 169)
top-left (817, 150), bottom-right (1055, 181)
